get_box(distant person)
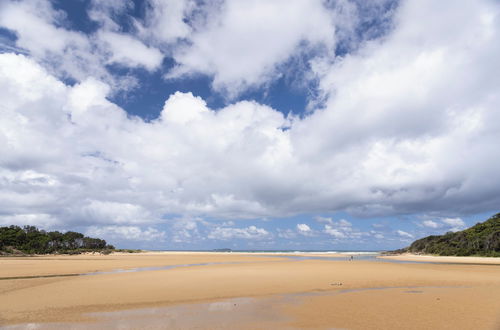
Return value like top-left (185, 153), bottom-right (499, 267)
top-left (350, 255), bottom-right (353, 261)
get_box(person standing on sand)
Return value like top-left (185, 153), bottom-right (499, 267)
top-left (350, 255), bottom-right (353, 261)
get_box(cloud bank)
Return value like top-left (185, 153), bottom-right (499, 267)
top-left (0, 0), bottom-right (499, 245)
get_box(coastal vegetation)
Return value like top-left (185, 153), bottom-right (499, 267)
top-left (0, 225), bottom-right (115, 255)
top-left (394, 213), bottom-right (500, 257)
top-left (114, 249), bottom-right (143, 253)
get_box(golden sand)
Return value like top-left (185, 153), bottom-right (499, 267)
top-left (379, 253), bottom-right (500, 264)
top-left (0, 252), bottom-right (499, 329)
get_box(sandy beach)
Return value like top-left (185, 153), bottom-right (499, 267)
top-left (379, 253), bottom-right (500, 265)
top-left (1, 252), bottom-right (499, 329)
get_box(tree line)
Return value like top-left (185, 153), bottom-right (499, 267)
top-left (0, 225), bottom-right (115, 255)
top-left (393, 213), bottom-right (500, 257)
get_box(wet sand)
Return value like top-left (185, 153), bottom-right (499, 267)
top-left (379, 253), bottom-right (500, 265)
top-left (1, 252), bottom-right (499, 329)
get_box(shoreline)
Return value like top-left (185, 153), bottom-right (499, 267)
top-left (0, 250), bottom-right (380, 257)
top-left (379, 253), bottom-right (500, 264)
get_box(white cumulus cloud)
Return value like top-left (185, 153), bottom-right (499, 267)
top-left (208, 225), bottom-right (271, 240)
top-left (0, 0), bottom-right (499, 244)
top-left (441, 217), bottom-right (466, 232)
top-left (324, 225), bottom-right (346, 239)
top-left (422, 220), bottom-right (440, 229)
top-left (97, 31), bottom-right (163, 71)
top-left (165, 0), bottom-right (336, 96)
top-left (0, 0), bottom-right (163, 90)
top-left (86, 225), bottom-right (166, 242)
top-left (396, 230), bottom-right (413, 239)
top-left (296, 223), bottom-right (313, 236)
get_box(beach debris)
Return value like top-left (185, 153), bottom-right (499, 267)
top-left (330, 282), bottom-right (343, 286)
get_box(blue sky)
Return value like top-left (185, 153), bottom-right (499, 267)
top-left (0, 0), bottom-right (499, 250)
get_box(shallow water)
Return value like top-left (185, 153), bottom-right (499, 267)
top-left (272, 253), bottom-right (426, 264)
top-left (82, 261), bottom-right (242, 276)
top-left (2, 253), bottom-right (492, 282)
top-left (3, 285), bottom-right (468, 330)
top-left (0, 261), bottom-right (242, 281)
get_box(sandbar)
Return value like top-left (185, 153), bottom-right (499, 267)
top-left (379, 253), bottom-right (500, 264)
top-left (1, 252), bottom-right (499, 329)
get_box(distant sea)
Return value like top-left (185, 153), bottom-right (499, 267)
top-left (150, 250), bottom-right (381, 255)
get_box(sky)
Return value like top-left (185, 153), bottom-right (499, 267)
top-left (0, 0), bottom-right (499, 250)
